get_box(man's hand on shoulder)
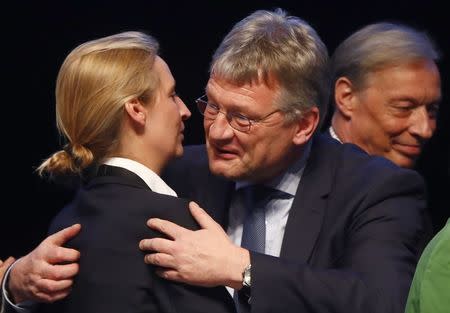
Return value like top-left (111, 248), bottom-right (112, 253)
top-left (140, 202), bottom-right (250, 289)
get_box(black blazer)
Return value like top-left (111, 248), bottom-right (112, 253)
top-left (163, 134), bottom-right (427, 313)
top-left (42, 165), bottom-right (236, 313)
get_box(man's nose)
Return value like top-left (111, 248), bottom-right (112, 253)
top-left (409, 106), bottom-right (435, 140)
top-left (207, 113), bottom-right (235, 140)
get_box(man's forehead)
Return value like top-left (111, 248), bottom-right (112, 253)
top-left (206, 78), bottom-right (256, 97)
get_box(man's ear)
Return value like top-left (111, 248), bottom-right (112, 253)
top-left (124, 99), bottom-right (147, 126)
top-left (292, 106), bottom-right (319, 145)
top-left (334, 77), bottom-right (357, 119)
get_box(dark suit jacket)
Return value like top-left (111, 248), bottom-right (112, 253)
top-left (163, 134), bottom-right (427, 313)
top-left (41, 165), bottom-right (236, 313)
top-left (322, 128), bottom-right (435, 252)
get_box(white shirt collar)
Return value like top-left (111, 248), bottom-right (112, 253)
top-left (329, 126), bottom-right (342, 143)
top-left (102, 157), bottom-right (177, 197)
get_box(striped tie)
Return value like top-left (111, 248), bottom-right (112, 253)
top-left (234, 185), bottom-right (273, 313)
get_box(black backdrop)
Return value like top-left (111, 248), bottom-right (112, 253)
top-left (2, 0), bottom-right (448, 259)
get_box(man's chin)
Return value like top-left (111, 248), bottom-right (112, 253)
top-left (388, 151), bottom-right (416, 169)
top-left (208, 160), bottom-right (243, 180)
top-left (397, 158), bottom-right (416, 169)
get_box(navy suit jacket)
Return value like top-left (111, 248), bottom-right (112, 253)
top-left (163, 134), bottom-right (427, 313)
top-left (41, 165), bottom-right (236, 313)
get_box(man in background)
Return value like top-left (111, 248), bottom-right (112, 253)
top-left (328, 22), bottom-right (441, 170)
top-left (327, 22), bottom-right (441, 238)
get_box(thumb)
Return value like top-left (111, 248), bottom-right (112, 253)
top-left (49, 223), bottom-right (81, 246)
top-left (189, 201), bottom-right (219, 230)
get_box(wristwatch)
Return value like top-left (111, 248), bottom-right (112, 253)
top-left (241, 264), bottom-right (252, 298)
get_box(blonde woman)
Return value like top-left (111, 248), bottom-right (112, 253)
top-left (7, 31), bottom-right (234, 313)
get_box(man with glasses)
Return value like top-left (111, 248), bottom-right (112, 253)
top-left (4, 9), bottom-right (426, 313)
top-left (138, 9), bottom-right (426, 313)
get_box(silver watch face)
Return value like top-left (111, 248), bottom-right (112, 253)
top-left (243, 264), bottom-right (251, 287)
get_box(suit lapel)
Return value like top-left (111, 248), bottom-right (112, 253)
top-left (280, 135), bottom-right (335, 262)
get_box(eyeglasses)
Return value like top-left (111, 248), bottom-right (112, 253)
top-left (195, 94), bottom-right (280, 133)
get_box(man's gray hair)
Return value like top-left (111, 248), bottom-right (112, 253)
top-left (211, 9), bottom-right (330, 127)
top-left (331, 22), bottom-right (440, 93)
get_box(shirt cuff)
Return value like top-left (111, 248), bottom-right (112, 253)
top-left (2, 260), bottom-right (37, 313)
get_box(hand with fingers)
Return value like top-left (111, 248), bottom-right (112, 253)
top-left (7, 224), bottom-right (81, 304)
top-left (0, 256), bottom-right (16, 283)
top-left (139, 201), bottom-right (250, 289)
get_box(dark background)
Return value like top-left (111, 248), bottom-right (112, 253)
top-left (2, 0), bottom-right (448, 259)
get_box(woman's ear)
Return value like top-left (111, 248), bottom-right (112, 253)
top-left (334, 77), bottom-right (357, 119)
top-left (292, 106), bottom-right (319, 145)
top-left (124, 99), bottom-right (147, 126)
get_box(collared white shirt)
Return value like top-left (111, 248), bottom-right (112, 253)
top-left (103, 157), bottom-right (177, 197)
top-left (2, 157), bottom-right (177, 313)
